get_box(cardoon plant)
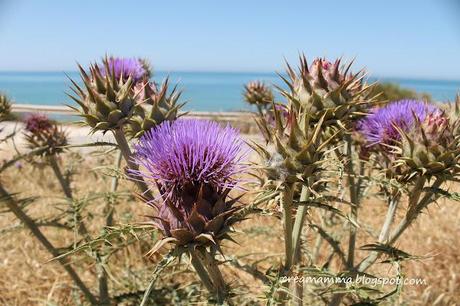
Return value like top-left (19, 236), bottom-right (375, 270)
top-left (69, 57), bottom-right (185, 202)
top-left (0, 93), bottom-right (12, 121)
top-left (253, 55), bottom-right (378, 304)
top-left (253, 89), bottom-right (335, 304)
top-left (282, 55), bottom-right (382, 278)
top-left (356, 100), bottom-right (459, 244)
top-left (68, 57), bottom-right (154, 200)
top-left (132, 119), bottom-right (247, 303)
top-left (22, 114), bottom-right (75, 226)
top-left (23, 114), bottom-right (68, 157)
top-left (0, 93), bottom-right (12, 136)
top-left (0, 113), bottom-right (100, 304)
top-left (322, 99), bottom-right (460, 305)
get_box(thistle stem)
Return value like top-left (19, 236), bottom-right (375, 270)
top-left (281, 183), bottom-right (295, 271)
top-left (98, 152), bottom-right (123, 306)
top-left (356, 177), bottom-right (441, 273)
top-left (378, 195), bottom-right (399, 243)
top-left (201, 248), bottom-right (227, 303)
top-left (0, 184), bottom-right (97, 305)
top-left (49, 154), bottom-right (111, 304)
top-left (189, 249), bottom-right (218, 300)
top-left (345, 136), bottom-right (359, 268)
top-left (291, 184), bottom-right (310, 262)
top-left (106, 150), bottom-right (122, 227)
top-left (388, 178), bottom-right (442, 245)
top-left (48, 155), bottom-right (72, 199)
top-left (290, 183), bottom-right (310, 305)
top-left (112, 129), bottom-right (153, 201)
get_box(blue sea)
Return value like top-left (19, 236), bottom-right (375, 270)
top-left (0, 71), bottom-right (459, 112)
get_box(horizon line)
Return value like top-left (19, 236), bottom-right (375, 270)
top-left (0, 69), bottom-right (460, 82)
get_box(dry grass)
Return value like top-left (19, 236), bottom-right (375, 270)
top-left (0, 140), bottom-right (459, 305)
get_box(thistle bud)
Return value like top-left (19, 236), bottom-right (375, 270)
top-left (356, 100), bottom-right (460, 181)
top-left (68, 57), bottom-right (139, 132)
top-left (132, 119), bottom-right (247, 248)
top-left (284, 55), bottom-right (374, 128)
top-left (23, 114), bottom-right (68, 156)
top-left (254, 104), bottom-right (333, 186)
top-left (102, 57), bottom-right (150, 84)
top-left (243, 81), bottom-right (274, 107)
top-left (128, 78), bottom-right (185, 138)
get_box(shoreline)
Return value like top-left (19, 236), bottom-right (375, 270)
top-left (10, 103), bottom-right (253, 120)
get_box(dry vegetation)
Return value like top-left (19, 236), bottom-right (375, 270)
top-left (0, 124), bottom-right (459, 305)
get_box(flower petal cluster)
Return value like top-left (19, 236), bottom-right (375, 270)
top-left (23, 114), bottom-right (67, 156)
top-left (24, 114), bottom-right (53, 134)
top-left (356, 99), bottom-right (440, 147)
top-left (102, 57), bottom-right (149, 84)
top-left (132, 119), bottom-right (247, 246)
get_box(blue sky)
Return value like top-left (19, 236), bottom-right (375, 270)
top-left (0, 0), bottom-right (459, 79)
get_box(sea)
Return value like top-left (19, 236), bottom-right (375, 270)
top-left (0, 71), bottom-right (459, 112)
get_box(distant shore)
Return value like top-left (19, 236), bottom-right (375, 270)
top-left (1, 71), bottom-right (459, 112)
top-left (1, 105), bottom-right (259, 156)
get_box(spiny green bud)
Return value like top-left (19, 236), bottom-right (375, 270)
top-left (67, 58), bottom-right (138, 133)
top-left (282, 55), bottom-right (376, 129)
top-left (253, 104), bottom-right (334, 186)
top-left (128, 78), bottom-right (186, 138)
top-left (395, 113), bottom-right (460, 180)
top-left (243, 81), bottom-right (274, 107)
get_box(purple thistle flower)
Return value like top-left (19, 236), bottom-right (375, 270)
top-left (24, 113), bottom-right (53, 134)
top-left (356, 99), bottom-right (441, 147)
top-left (102, 57), bottom-right (148, 84)
top-left (132, 119), bottom-right (247, 201)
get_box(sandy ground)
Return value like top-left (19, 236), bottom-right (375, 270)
top-left (1, 121), bottom-right (114, 153)
top-left (1, 120), bottom-right (459, 305)
top-left (0, 120), bottom-right (262, 147)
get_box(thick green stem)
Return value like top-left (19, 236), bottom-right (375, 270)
top-left (112, 129), bottom-right (153, 201)
top-left (106, 150), bottom-right (122, 227)
top-left (377, 195), bottom-right (399, 243)
top-left (189, 249), bottom-right (216, 298)
top-left (290, 184), bottom-right (310, 305)
top-left (291, 184), bottom-right (310, 262)
top-left (201, 249), bottom-right (227, 303)
top-left (344, 136), bottom-right (359, 268)
top-left (281, 184), bottom-right (295, 271)
top-left (388, 177), bottom-right (441, 244)
top-left (0, 185), bottom-right (97, 305)
top-left (356, 177), bottom-right (440, 273)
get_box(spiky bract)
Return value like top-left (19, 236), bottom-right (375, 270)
top-left (253, 104), bottom-right (334, 188)
top-left (243, 81), bottom-right (274, 107)
top-left (128, 78), bottom-right (186, 138)
top-left (281, 55), bottom-right (375, 131)
top-left (357, 100), bottom-right (460, 181)
top-left (68, 58), bottom-right (138, 132)
top-left (23, 114), bottom-right (68, 156)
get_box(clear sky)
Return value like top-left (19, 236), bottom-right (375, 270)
top-left (0, 0), bottom-right (459, 79)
